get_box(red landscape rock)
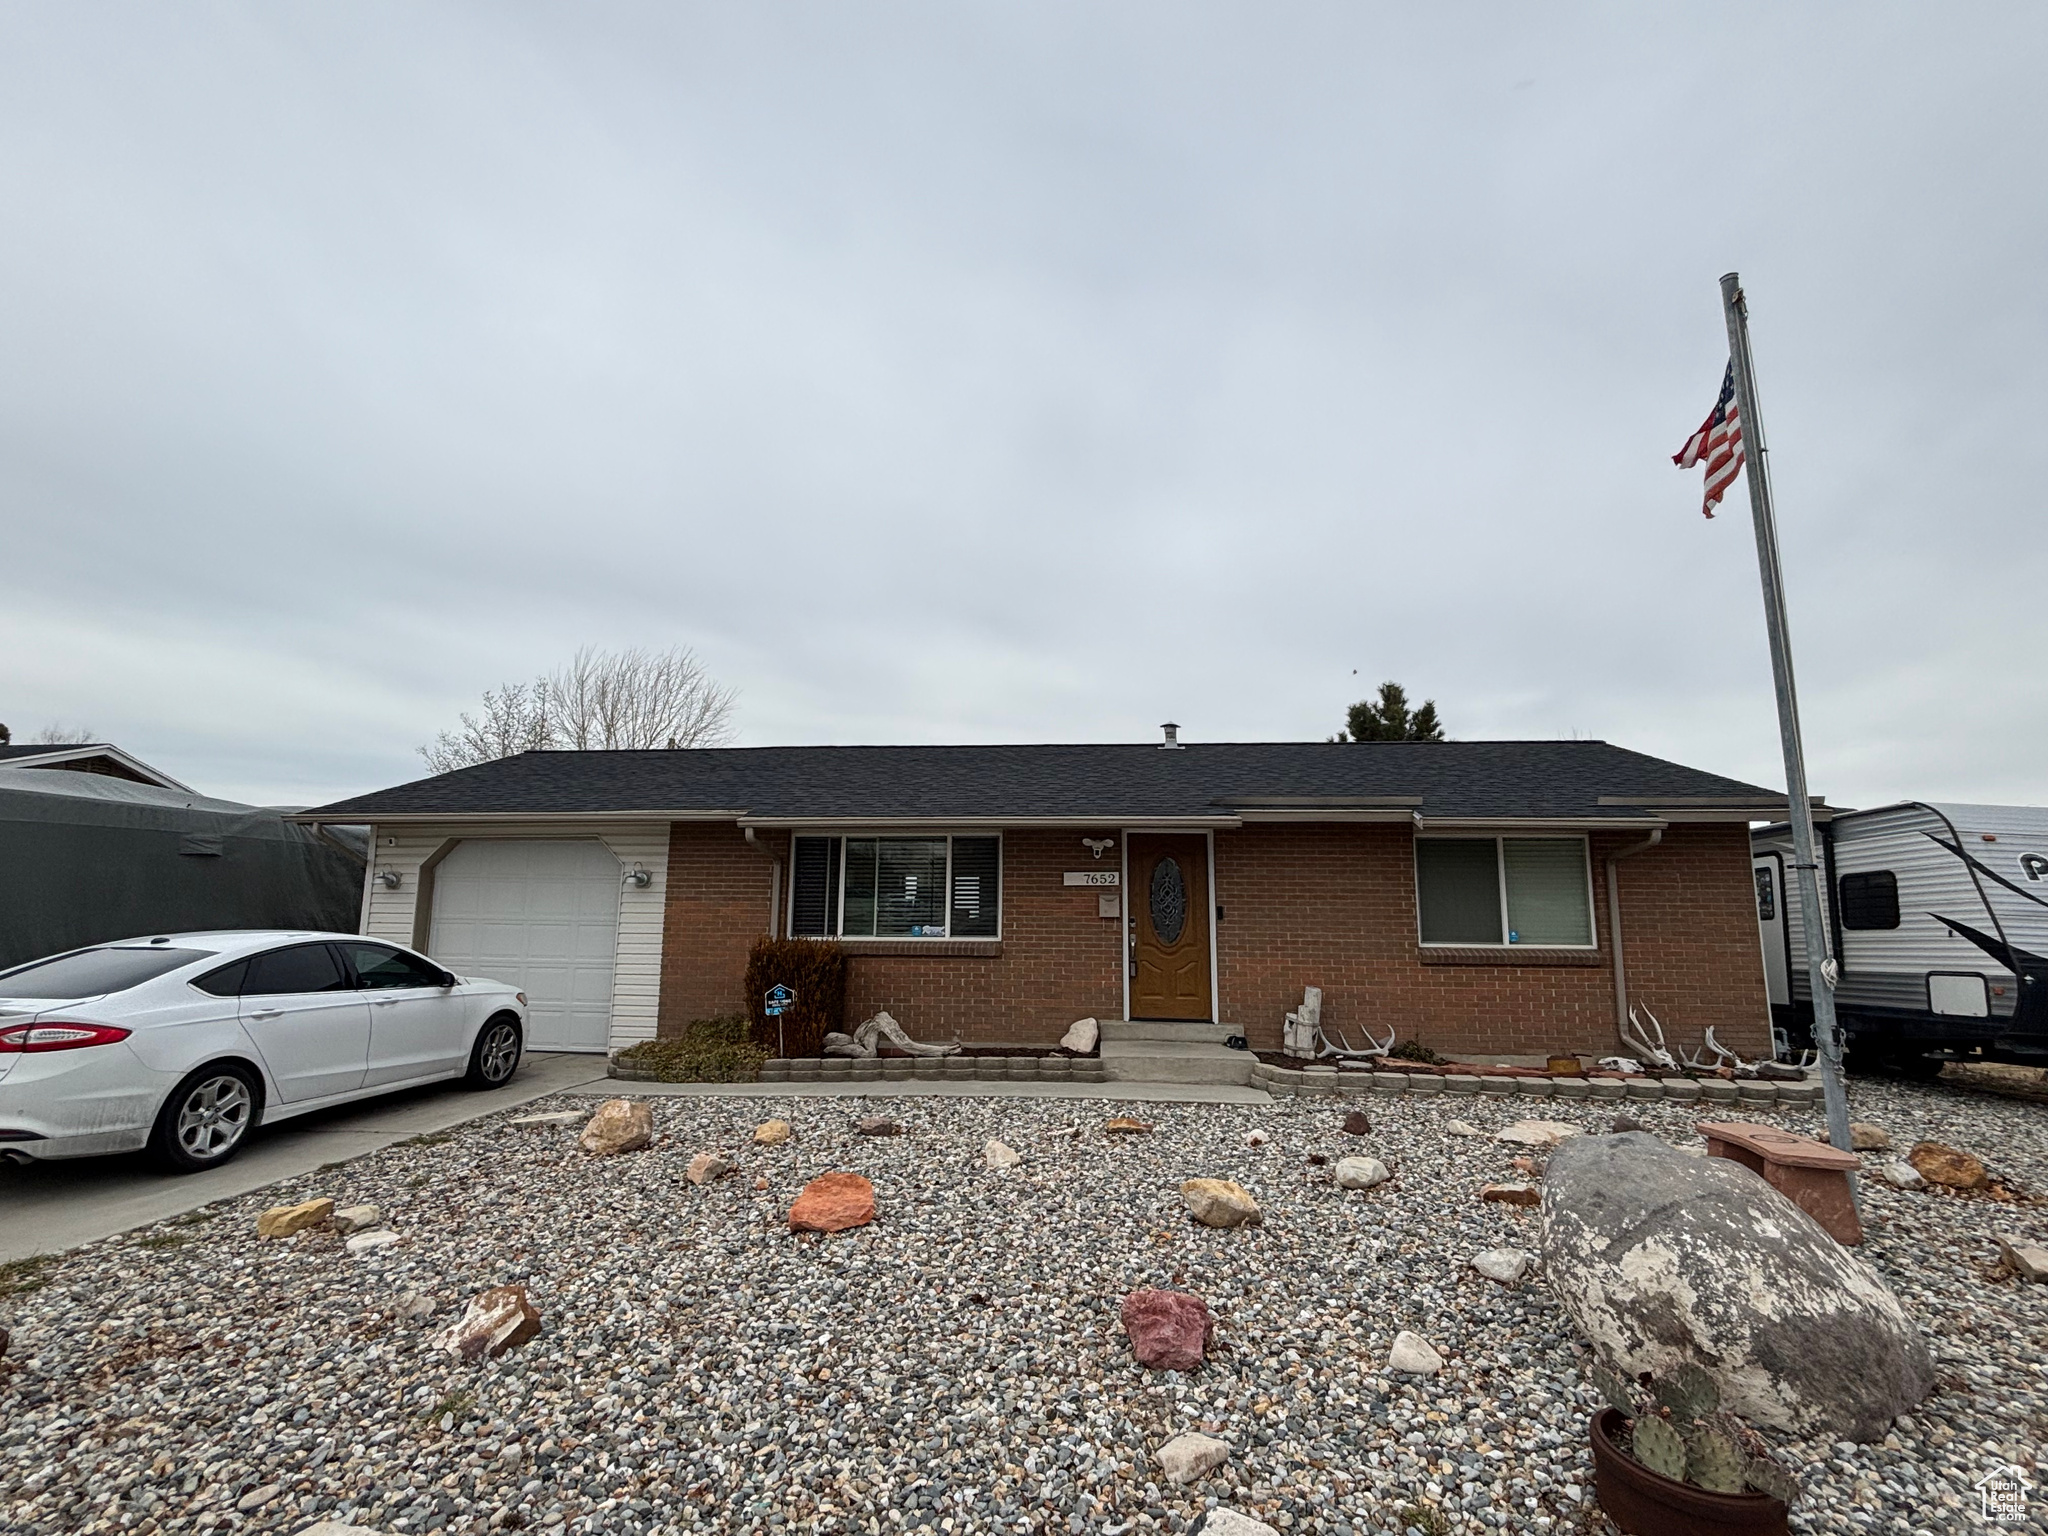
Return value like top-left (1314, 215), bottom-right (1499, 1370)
top-left (789, 1172), bottom-right (876, 1233)
top-left (1121, 1288), bottom-right (1212, 1371)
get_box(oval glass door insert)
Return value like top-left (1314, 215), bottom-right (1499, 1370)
top-left (1149, 857), bottom-right (1187, 944)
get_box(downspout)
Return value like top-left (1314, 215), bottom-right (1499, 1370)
top-left (1606, 829), bottom-right (1664, 1038)
top-left (744, 827), bottom-right (781, 938)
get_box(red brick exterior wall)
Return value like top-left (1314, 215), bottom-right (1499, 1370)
top-left (656, 820), bottom-right (1770, 1059)
top-left (1213, 823), bottom-right (1769, 1059)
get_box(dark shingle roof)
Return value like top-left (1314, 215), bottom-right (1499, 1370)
top-left (0, 743), bottom-right (100, 759)
top-left (300, 741), bottom-right (1785, 823)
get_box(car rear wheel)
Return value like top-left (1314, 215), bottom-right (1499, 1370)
top-left (465, 1014), bottom-right (523, 1089)
top-left (149, 1063), bottom-right (261, 1173)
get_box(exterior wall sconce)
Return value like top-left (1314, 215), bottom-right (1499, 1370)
top-left (377, 869), bottom-right (402, 890)
top-left (1082, 838), bottom-right (1115, 859)
top-left (623, 864), bottom-right (653, 889)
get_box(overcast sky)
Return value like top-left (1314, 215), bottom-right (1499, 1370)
top-left (3, 4), bottom-right (2043, 810)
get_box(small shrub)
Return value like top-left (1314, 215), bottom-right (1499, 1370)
top-left (1390, 1038), bottom-right (1448, 1065)
top-left (616, 1016), bottom-right (767, 1083)
top-left (741, 937), bottom-right (848, 1057)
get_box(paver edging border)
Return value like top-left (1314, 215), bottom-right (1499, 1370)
top-left (614, 1056), bottom-right (1112, 1086)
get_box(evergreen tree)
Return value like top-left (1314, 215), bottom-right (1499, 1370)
top-left (1334, 681), bottom-right (1445, 742)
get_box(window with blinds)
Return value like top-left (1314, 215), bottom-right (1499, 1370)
top-left (1415, 835), bottom-right (1594, 947)
top-left (787, 835), bottom-right (1002, 939)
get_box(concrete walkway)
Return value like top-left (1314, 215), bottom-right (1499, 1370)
top-left (574, 1079), bottom-right (1274, 1104)
top-left (0, 1051), bottom-right (607, 1263)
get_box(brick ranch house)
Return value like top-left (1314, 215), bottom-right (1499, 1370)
top-left (294, 737), bottom-right (1793, 1063)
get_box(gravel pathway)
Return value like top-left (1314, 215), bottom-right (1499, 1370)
top-left (2, 1078), bottom-right (2043, 1536)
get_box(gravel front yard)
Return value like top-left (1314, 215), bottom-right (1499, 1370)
top-left (2, 1079), bottom-right (2044, 1536)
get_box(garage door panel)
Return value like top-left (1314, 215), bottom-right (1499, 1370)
top-left (429, 840), bottom-right (620, 1053)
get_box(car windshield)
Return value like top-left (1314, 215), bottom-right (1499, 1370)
top-left (0, 947), bottom-right (215, 999)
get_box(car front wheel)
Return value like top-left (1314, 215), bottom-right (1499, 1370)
top-left (465, 1015), bottom-right (523, 1089)
top-left (150, 1063), bottom-right (261, 1173)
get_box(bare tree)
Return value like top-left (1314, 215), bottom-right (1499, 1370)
top-left (419, 646), bottom-right (736, 774)
top-left (33, 722), bottom-right (98, 745)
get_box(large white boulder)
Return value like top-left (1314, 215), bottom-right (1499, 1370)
top-left (1060, 1017), bottom-right (1100, 1053)
top-left (1539, 1132), bottom-right (1933, 1440)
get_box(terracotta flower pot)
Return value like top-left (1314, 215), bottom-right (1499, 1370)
top-left (1590, 1409), bottom-right (1789, 1536)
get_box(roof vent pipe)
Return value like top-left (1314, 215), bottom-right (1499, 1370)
top-left (1160, 722), bottom-right (1182, 750)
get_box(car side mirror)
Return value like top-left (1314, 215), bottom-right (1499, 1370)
top-left (438, 969), bottom-right (458, 988)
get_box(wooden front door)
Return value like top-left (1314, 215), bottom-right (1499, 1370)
top-left (1128, 834), bottom-right (1212, 1020)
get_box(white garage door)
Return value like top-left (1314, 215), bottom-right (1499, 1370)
top-left (429, 839), bottom-right (620, 1053)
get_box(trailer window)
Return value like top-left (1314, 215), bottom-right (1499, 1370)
top-left (1838, 870), bottom-right (1900, 930)
top-left (1754, 866), bottom-right (1775, 922)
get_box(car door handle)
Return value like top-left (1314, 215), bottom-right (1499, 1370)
top-left (371, 998), bottom-right (399, 1007)
top-left (248, 1008), bottom-right (283, 1020)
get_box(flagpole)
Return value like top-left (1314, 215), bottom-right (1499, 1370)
top-left (1719, 272), bottom-right (1856, 1167)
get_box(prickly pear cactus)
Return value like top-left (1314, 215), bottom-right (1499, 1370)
top-left (1653, 1361), bottom-right (1720, 1421)
top-left (1686, 1425), bottom-right (1747, 1493)
top-left (1630, 1413), bottom-right (1688, 1482)
top-left (1744, 1454), bottom-right (1801, 1507)
top-left (1591, 1363), bottom-right (1640, 1415)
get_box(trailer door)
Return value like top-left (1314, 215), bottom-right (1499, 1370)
top-left (1754, 853), bottom-right (1791, 1007)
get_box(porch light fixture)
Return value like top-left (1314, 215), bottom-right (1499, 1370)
top-left (377, 869), bottom-right (402, 890)
top-left (623, 864), bottom-right (653, 889)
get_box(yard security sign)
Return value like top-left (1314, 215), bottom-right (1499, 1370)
top-left (764, 984), bottom-right (795, 1016)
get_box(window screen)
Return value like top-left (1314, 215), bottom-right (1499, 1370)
top-left (1839, 870), bottom-right (1899, 930)
top-left (1416, 839), bottom-right (1504, 944)
top-left (876, 839), bottom-right (949, 936)
top-left (949, 837), bottom-right (1001, 937)
top-left (790, 838), bottom-right (841, 937)
top-left (1503, 839), bottom-right (1592, 945)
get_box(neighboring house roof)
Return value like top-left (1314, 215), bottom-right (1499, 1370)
top-left (0, 742), bottom-right (191, 791)
top-left (294, 740), bottom-right (1793, 829)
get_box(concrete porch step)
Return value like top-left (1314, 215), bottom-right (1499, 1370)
top-left (1099, 1038), bottom-right (1257, 1086)
top-left (1099, 1018), bottom-right (1238, 1046)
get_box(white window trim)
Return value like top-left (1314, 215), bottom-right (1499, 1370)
top-left (787, 831), bottom-right (1004, 942)
top-left (1414, 832), bottom-right (1600, 950)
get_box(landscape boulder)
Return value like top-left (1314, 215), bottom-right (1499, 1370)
top-left (1342, 1110), bottom-right (1371, 1136)
top-left (1470, 1248), bottom-right (1532, 1284)
top-left (754, 1119), bottom-right (793, 1146)
top-left (579, 1099), bottom-right (653, 1156)
top-left (1906, 1140), bottom-right (1988, 1190)
top-left (1105, 1117), bottom-right (1153, 1136)
top-left (1193, 1512), bottom-right (1280, 1536)
top-left (256, 1198), bottom-right (334, 1239)
top-left (1480, 1181), bottom-right (1540, 1206)
top-left (985, 1139), bottom-right (1021, 1169)
top-left (1496, 1120), bottom-right (1582, 1149)
top-left (1180, 1178), bottom-right (1262, 1228)
top-left (1996, 1234), bottom-right (2048, 1282)
top-left (857, 1117), bottom-right (904, 1137)
top-left (1539, 1131), bottom-right (1934, 1440)
top-left (685, 1152), bottom-right (732, 1185)
top-left (345, 1231), bottom-right (401, 1257)
top-left (294, 1522), bottom-right (390, 1536)
top-left (1335, 1156), bottom-right (1390, 1191)
top-left (1060, 1017), bottom-right (1100, 1054)
top-left (788, 1172), bottom-right (876, 1233)
top-left (332, 1205), bottom-right (382, 1235)
top-left (1155, 1431), bottom-right (1230, 1484)
top-left (429, 1285), bottom-right (543, 1362)
top-left (1388, 1330), bottom-right (1444, 1375)
top-left (1121, 1288), bottom-right (1211, 1371)
top-left (1849, 1122), bottom-right (1891, 1152)
top-left (1877, 1161), bottom-right (1925, 1190)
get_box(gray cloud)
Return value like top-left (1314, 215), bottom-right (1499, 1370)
top-left (2, 3), bottom-right (2043, 808)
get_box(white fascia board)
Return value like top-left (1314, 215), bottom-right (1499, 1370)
top-left (284, 808), bottom-right (748, 825)
top-left (1413, 816), bottom-right (1669, 832)
top-left (6, 744), bottom-right (193, 791)
top-left (736, 815), bottom-right (1243, 831)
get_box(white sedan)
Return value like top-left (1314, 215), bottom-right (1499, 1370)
top-left (0, 931), bottom-right (527, 1172)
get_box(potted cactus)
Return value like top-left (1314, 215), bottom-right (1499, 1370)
top-left (1587, 1361), bottom-right (1799, 1536)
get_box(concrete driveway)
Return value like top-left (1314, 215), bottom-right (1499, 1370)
top-left (0, 1050), bottom-right (606, 1263)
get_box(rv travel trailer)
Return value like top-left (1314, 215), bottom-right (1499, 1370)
top-left (1753, 802), bottom-right (2048, 1074)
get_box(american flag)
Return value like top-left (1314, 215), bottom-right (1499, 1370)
top-left (1674, 361), bottom-right (1744, 518)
